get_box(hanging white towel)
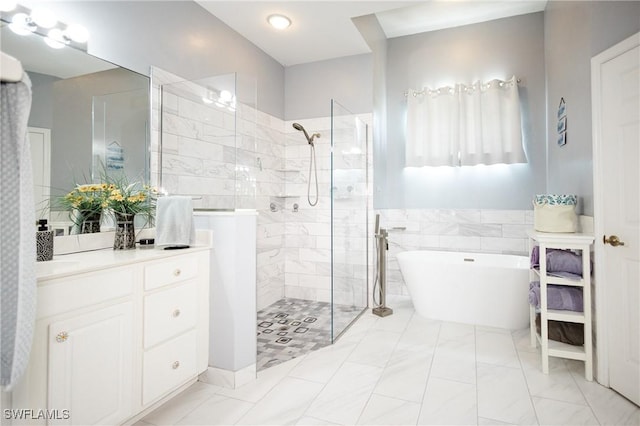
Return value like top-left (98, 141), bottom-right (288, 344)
top-left (155, 196), bottom-right (195, 248)
top-left (1, 72), bottom-right (36, 390)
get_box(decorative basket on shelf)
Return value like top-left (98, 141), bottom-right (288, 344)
top-left (533, 194), bottom-right (577, 233)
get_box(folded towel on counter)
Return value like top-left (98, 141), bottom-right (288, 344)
top-left (530, 246), bottom-right (585, 276)
top-left (528, 281), bottom-right (584, 312)
top-left (155, 196), bottom-right (195, 248)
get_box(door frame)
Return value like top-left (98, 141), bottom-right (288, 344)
top-left (591, 31), bottom-right (640, 387)
top-left (28, 126), bottom-right (51, 220)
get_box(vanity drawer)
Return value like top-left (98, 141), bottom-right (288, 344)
top-left (142, 330), bottom-right (197, 405)
top-left (37, 268), bottom-right (134, 319)
top-left (143, 281), bottom-right (197, 348)
top-left (144, 255), bottom-right (198, 291)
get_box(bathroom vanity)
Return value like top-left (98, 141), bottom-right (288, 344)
top-left (10, 243), bottom-right (211, 425)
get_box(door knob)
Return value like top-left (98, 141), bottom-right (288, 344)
top-left (603, 235), bottom-right (625, 247)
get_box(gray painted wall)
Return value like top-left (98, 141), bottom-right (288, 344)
top-left (27, 72), bottom-right (60, 130)
top-left (42, 1), bottom-right (285, 118)
top-left (545, 1), bottom-right (640, 215)
top-left (284, 54), bottom-right (373, 120)
top-left (352, 14), bottom-right (390, 209)
top-left (380, 12), bottom-right (547, 210)
top-left (48, 68), bottom-right (148, 201)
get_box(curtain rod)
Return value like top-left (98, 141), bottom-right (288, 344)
top-left (404, 77), bottom-right (522, 97)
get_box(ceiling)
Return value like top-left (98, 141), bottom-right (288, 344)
top-left (195, 1), bottom-right (548, 67)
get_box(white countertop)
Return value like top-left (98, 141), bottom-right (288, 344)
top-left (38, 235), bottom-right (212, 283)
top-left (37, 245), bottom-right (211, 282)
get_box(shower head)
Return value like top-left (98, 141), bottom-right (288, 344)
top-left (292, 122), bottom-right (320, 145)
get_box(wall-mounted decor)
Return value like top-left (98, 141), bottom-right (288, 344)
top-left (106, 141), bottom-right (124, 170)
top-left (557, 97), bottom-right (567, 146)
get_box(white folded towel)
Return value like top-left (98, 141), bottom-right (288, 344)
top-left (155, 196), bottom-right (195, 248)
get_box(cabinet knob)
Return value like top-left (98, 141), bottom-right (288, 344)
top-left (55, 332), bottom-right (69, 343)
top-left (173, 269), bottom-right (181, 277)
top-left (172, 361), bottom-right (180, 370)
top-left (172, 309), bottom-right (181, 318)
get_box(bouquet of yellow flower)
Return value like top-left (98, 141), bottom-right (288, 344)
top-left (104, 178), bottom-right (157, 224)
top-left (58, 183), bottom-right (110, 232)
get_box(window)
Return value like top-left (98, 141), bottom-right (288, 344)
top-left (405, 76), bottom-right (526, 167)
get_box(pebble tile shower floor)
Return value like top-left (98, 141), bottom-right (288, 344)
top-left (257, 298), bottom-right (364, 371)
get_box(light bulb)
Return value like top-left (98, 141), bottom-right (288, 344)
top-left (9, 13), bottom-right (36, 35)
top-left (0, 0), bottom-right (17, 12)
top-left (44, 28), bottom-right (66, 49)
top-left (65, 23), bottom-right (89, 43)
top-left (30, 8), bottom-right (57, 28)
top-left (219, 90), bottom-right (233, 102)
top-left (267, 14), bottom-right (291, 30)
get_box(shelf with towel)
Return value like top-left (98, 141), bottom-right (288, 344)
top-left (527, 230), bottom-right (594, 381)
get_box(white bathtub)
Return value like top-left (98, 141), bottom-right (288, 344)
top-left (396, 250), bottom-right (530, 330)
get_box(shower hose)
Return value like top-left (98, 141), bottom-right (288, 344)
top-left (307, 143), bottom-right (318, 206)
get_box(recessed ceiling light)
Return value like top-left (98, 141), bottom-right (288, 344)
top-left (267, 14), bottom-right (291, 30)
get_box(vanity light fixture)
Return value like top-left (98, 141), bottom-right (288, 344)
top-left (267, 14), bottom-right (291, 30)
top-left (30, 7), bottom-right (56, 28)
top-left (0, 0), bottom-right (17, 12)
top-left (1, 3), bottom-right (90, 51)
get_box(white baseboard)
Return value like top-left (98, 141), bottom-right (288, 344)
top-left (198, 364), bottom-right (256, 389)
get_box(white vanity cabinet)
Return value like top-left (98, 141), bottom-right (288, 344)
top-left (48, 302), bottom-right (134, 425)
top-left (11, 246), bottom-right (211, 426)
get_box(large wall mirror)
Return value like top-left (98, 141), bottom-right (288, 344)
top-left (1, 23), bottom-right (150, 232)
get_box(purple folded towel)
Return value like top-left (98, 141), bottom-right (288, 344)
top-left (529, 281), bottom-right (584, 312)
top-left (530, 246), bottom-right (585, 276)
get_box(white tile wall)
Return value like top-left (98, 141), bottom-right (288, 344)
top-left (375, 208), bottom-right (534, 297)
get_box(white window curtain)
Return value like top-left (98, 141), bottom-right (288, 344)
top-left (405, 76), bottom-right (526, 167)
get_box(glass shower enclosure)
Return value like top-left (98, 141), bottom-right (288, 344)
top-left (330, 99), bottom-right (369, 341)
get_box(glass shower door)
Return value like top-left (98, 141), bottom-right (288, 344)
top-left (331, 99), bottom-right (369, 341)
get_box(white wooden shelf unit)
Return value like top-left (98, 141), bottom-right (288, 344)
top-left (527, 230), bottom-right (595, 381)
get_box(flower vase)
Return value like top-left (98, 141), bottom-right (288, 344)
top-left (80, 212), bottom-right (101, 234)
top-left (114, 212), bottom-right (136, 250)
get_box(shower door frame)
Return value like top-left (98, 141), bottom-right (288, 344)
top-left (330, 99), bottom-right (370, 343)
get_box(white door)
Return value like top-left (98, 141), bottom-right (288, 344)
top-left (48, 302), bottom-right (134, 425)
top-left (592, 33), bottom-right (640, 406)
top-left (28, 127), bottom-right (51, 221)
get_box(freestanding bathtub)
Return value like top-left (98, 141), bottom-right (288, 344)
top-left (396, 250), bottom-right (530, 329)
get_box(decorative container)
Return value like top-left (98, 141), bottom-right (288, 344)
top-left (79, 212), bottom-right (101, 234)
top-left (36, 219), bottom-right (54, 261)
top-left (114, 212), bottom-right (136, 250)
top-left (533, 194), bottom-right (578, 233)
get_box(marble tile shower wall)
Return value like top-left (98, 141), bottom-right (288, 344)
top-left (255, 111), bottom-right (287, 310)
top-left (377, 208), bottom-right (534, 296)
top-left (282, 115), bottom-right (372, 309)
top-left (150, 67), bottom-right (257, 209)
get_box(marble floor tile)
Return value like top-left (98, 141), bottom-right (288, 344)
top-left (347, 329), bottom-right (402, 368)
top-left (141, 382), bottom-right (220, 425)
top-left (532, 397), bottom-right (599, 426)
top-left (373, 348), bottom-right (432, 403)
top-left (476, 329), bottom-right (521, 369)
top-left (216, 355), bottom-right (303, 403)
top-left (305, 361), bottom-right (384, 425)
top-left (140, 296), bottom-right (639, 426)
top-left (236, 377), bottom-right (323, 425)
top-left (477, 363), bottom-right (537, 425)
top-left (288, 339), bottom-right (358, 383)
top-left (357, 394), bottom-right (421, 425)
top-left (418, 377), bottom-right (477, 425)
top-left (175, 394), bottom-right (254, 425)
top-left (566, 360), bottom-right (640, 426)
top-left (430, 338), bottom-right (477, 384)
top-left (520, 356), bottom-right (588, 405)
